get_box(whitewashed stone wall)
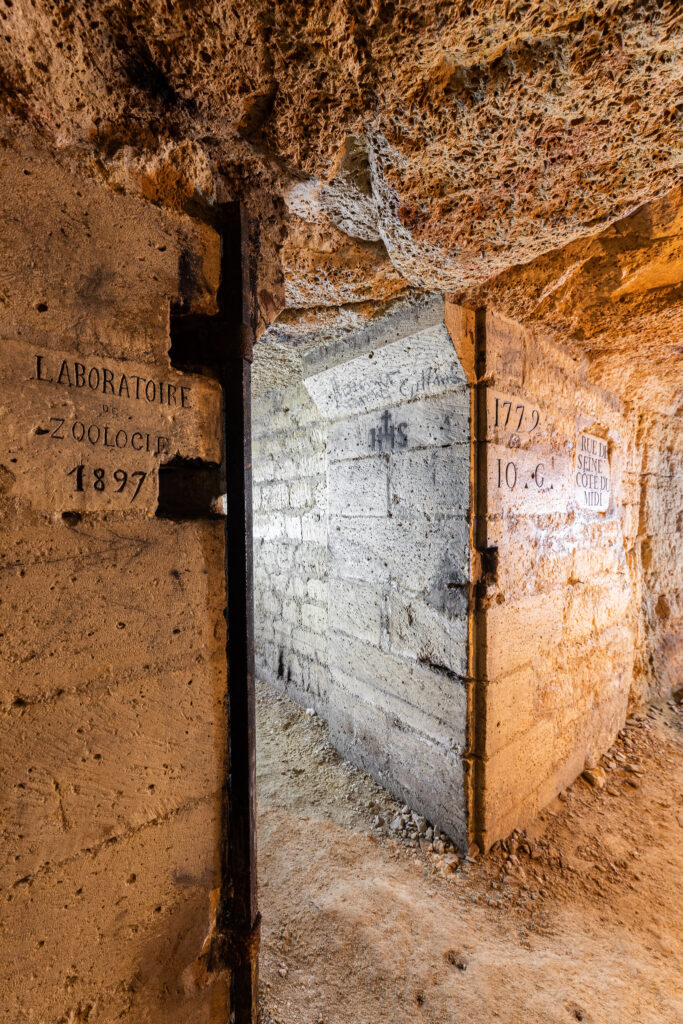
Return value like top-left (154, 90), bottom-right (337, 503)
top-left (252, 384), bottom-right (329, 711)
top-left (253, 304), bottom-right (472, 845)
top-left (306, 325), bottom-right (470, 841)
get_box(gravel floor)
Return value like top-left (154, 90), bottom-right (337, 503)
top-left (256, 681), bottom-right (683, 1024)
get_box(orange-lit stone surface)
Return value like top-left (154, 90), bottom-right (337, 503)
top-left (0, 142), bottom-right (228, 1022)
top-left (447, 304), bottom-right (647, 848)
top-left (0, 2), bottom-right (680, 1015)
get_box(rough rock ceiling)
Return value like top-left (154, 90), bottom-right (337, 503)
top-left (0, 1), bottom-right (681, 409)
top-left (458, 185), bottom-right (683, 415)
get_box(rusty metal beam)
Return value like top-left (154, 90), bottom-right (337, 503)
top-left (216, 204), bottom-right (259, 1024)
top-left (169, 203), bottom-right (259, 1023)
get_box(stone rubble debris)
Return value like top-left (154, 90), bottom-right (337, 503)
top-left (582, 767), bottom-right (606, 788)
top-left (380, 803), bottom-right (462, 871)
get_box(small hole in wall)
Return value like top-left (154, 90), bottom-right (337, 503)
top-left (156, 458), bottom-right (223, 520)
top-left (35, 302), bottom-right (48, 313)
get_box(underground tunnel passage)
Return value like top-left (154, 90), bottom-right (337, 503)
top-left (253, 299), bottom-right (471, 845)
top-left (250, 294), bottom-right (672, 852)
top-left (0, 3), bottom-right (682, 1022)
top-left (1, 138), bottom-right (681, 1024)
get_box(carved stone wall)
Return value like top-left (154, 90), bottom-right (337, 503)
top-left (253, 299), bottom-right (680, 852)
top-left (637, 412), bottom-right (683, 700)
top-left (252, 383), bottom-right (330, 712)
top-left (253, 301), bottom-right (471, 844)
top-left (0, 141), bottom-right (228, 1022)
top-left (466, 307), bottom-right (642, 847)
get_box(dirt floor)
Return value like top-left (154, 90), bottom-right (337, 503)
top-left (255, 682), bottom-right (683, 1024)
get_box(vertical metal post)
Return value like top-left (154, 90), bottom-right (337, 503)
top-left (217, 206), bottom-right (259, 1024)
top-left (469, 307), bottom-right (488, 854)
top-left (169, 204), bottom-right (259, 1022)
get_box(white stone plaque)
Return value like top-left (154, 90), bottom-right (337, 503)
top-left (575, 432), bottom-right (610, 511)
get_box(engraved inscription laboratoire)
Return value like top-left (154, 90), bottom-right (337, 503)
top-left (31, 351), bottom-right (192, 503)
top-left (0, 338), bottom-right (220, 512)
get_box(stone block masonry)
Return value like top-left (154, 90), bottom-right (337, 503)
top-left (254, 297), bottom-right (680, 855)
top-left (253, 301), bottom-right (472, 846)
top-left (462, 306), bottom-right (645, 849)
top-left (323, 360), bottom-right (471, 839)
top-left (252, 383), bottom-right (330, 713)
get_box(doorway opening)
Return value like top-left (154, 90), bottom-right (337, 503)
top-left (249, 297), bottom-right (683, 1024)
top-left (251, 297), bottom-right (472, 850)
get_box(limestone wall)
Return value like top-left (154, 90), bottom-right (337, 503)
top-left (253, 305), bottom-right (471, 844)
top-left (0, 142), bottom-right (228, 1022)
top-left (637, 413), bottom-right (683, 700)
top-left (252, 383), bottom-right (329, 710)
top-left (475, 309), bottom-right (641, 847)
top-left (254, 300), bottom-right (679, 853)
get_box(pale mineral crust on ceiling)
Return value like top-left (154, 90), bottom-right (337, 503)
top-left (0, 0), bottom-right (680, 407)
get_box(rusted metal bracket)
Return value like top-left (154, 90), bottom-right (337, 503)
top-left (238, 322), bottom-right (255, 363)
top-left (208, 913), bottom-right (262, 972)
